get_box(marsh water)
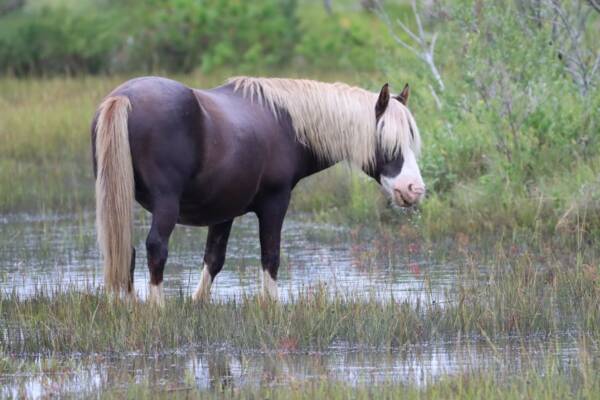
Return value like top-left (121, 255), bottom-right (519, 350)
top-left (1, 337), bottom-right (583, 398)
top-left (0, 211), bottom-right (457, 303)
top-left (0, 211), bottom-right (591, 397)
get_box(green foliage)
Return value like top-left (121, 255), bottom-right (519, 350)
top-left (0, 0), bottom-right (387, 75)
top-left (0, 6), bottom-right (120, 75)
top-left (380, 0), bottom-right (600, 235)
top-left (129, 0), bottom-right (300, 73)
top-left (295, 10), bottom-right (378, 71)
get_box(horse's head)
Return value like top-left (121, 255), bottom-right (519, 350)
top-left (367, 83), bottom-right (425, 208)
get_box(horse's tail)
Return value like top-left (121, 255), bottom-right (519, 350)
top-left (94, 95), bottom-right (134, 294)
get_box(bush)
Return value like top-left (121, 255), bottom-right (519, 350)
top-left (0, 0), bottom-right (392, 75)
top-left (0, 6), bottom-right (121, 75)
top-left (3, 0), bottom-right (401, 75)
top-left (128, 0), bottom-right (299, 73)
top-left (380, 0), bottom-right (600, 234)
top-left (295, 10), bottom-right (377, 71)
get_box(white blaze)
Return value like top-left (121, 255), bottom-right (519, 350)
top-left (380, 146), bottom-right (424, 201)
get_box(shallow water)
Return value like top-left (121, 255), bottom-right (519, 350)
top-left (0, 211), bottom-right (594, 398)
top-left (0, 336), bottom-right (586, 398)
top-left (0, 210), bottom-right (459, 303)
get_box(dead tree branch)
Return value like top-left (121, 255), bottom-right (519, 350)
top-left (378, 0), bottom-right (445, 94)
top-left (587, 0), bottom-right (600, 13)
top-left (548, 0), bottom-right (599, 96)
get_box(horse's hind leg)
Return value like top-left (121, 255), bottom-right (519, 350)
top-left (146, 197), bottom-right (179, 306)
top-left (256, 192), bottom-right (291, 300)
top-left (193, 219), bottom-right (233, 301)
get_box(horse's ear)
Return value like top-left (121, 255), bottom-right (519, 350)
top-left (395, 83), bottom-right (410, 105)
top-left (375, 83), bottom-right (390, 119)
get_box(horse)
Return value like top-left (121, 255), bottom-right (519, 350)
top-left (92, 76), bottom-right (425, 305)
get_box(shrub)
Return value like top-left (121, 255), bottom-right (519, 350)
top-left (128, 0), bottom-right (300, 73)
top-left (0, 6), bottom-right (121, 75)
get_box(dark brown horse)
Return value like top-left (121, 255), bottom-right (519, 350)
top-left (92, 76), bottom-right (425, 305)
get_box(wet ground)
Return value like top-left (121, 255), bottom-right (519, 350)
top-left (0, 211), bottom-right (591, 397)
top-left (1, 335), bottom-right (583, 398)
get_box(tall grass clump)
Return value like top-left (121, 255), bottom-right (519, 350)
top-left (0, 77), bottom-right (120, 212)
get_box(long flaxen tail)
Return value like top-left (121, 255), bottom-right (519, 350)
top-left (94, 95), bottom-right (134, 294)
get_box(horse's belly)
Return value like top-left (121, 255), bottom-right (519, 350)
top-left (176, 201), bottom-right (249, 226)
top-left (175, 177), bottom-right (260, 226)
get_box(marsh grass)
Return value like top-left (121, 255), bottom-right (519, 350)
top-left (85, 349), bottom-right (600, 399)
top-left (1, 246), bottom-right (598, 354)
top-left (103, 373), bottom-right (600, 400)
top-left (2, 342), bottom-right (598, 399)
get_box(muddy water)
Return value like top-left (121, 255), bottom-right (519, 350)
top-left (0, 211), bottom-right (458, 303)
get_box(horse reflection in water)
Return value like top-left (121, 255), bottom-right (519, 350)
top-left (92, 76), bottom-right (425, 305)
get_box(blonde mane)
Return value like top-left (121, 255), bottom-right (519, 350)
top-left (228, 76), bottom-right (421, 169)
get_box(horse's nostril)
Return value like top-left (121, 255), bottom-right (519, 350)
top-left (411, 184), bottom-right (425, 195)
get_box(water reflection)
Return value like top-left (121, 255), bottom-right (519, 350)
top-left (1, 336), bottom-right (588, 398)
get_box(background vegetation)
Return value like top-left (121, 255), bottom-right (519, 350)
top-left (0, 0), bottom-right (598, 239)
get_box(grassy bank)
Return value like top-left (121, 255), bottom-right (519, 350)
top-left (1, 241), bottom-right (598, 354)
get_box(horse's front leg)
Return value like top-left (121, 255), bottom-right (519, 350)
top-left (192, 219), bottom-right (233, 301)
top-left (256, 191), bottom-right (290, 300)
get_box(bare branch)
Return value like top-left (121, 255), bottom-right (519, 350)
top-left (411, 0), bottom-right (426, 42)
top-left (591, 54), bottom-right (600, 76)
top-left (323, 0), bottom-right (333, 15)
top-left (429, 84), bottom-right (442, 109)
top-left (546, 0), bottom-right (599, 96)
top-left (395, 18), bottom-right (423, 45)
top-left (379, 7), bottom-right (419, 54)
top-left (588, 0), bottom-right (600, 13)
top-left (429, 32), bottom-right (439, 63)
top-left (377, 0), bottom-right (445, 99)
